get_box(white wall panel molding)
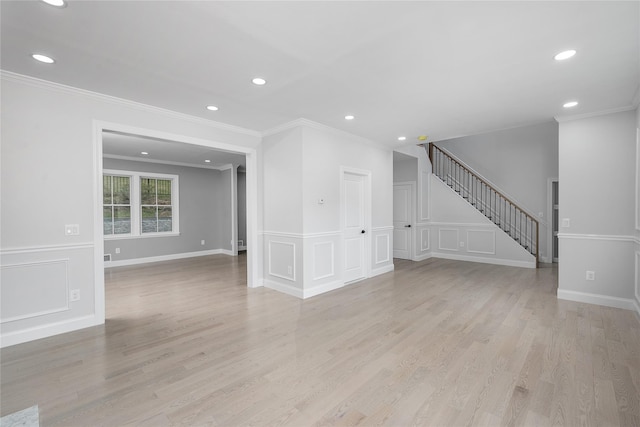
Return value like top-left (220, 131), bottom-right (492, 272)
top-left (558, 233), bottom-right (637, 243)
top-left (420, 228), bottom-right (430, 252)
top-left (431, 252), bottom-right (536, 269)
top-left (1, 259), bottom-right (69, 323)
top-left (467, 230), bottom-right (496, 255)
top-left (312, 241), bottom-right (335, 280)
top-left (105, 249), bottom-right (229, 268)
top-left (438, 229), bottom-right (459, 251)
top-left (1, 71), bottom-right (261, 138)
top-left (268, 241), bottom-right (296, 282)
top-left (261, 231), bottom-right (341, 239)
top-left (374, 234), bottom-right (390, 265)
top-left (1, 242), bottom-right (94, 255)
top-left (429, 222), bottom-right (493, 228)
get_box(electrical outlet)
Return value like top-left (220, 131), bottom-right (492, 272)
top-left (287, 266), bottom-right (293, 275)
top-left (586, 271), bottom-right (595, 281)
top-left (201, 240), bottom-right (205, 245)
top-left (115, 248), bottom-right (120, 254)
top-left (65, 224), bottom-right (80, 236)
top-left (562, 218), bottom-right (570, 228)
top-left (69, 289), bottom-right (80, 302)
top-left (460, 241), bottom-right (465, 247)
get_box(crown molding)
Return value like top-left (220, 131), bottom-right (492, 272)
top-left (103, 154), bottom-right (234, 171)
top-left (555, 104), bottom-right (637, 123)
top-left (1, 70), bottom-right (262, 138)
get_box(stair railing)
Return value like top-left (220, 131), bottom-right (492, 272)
top-left (427, 143), bottom-right (538, 262)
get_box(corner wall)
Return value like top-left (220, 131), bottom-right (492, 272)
top-left (558, 109), bottom-right (638, 312)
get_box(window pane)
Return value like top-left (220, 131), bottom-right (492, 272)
top-left (112, 176), bottom-right (130, 204)
top-left (141, 206), bottom-right (157, 233)
top-left (103, 206), bottom-right (113, 235)
top-left (157, 179), bottom-right (171, 205)
top-left (141, 178), bottom-right (157, 205)
top-left (114, 206), bottom-right (131, 234)
top-left (158, 206), bottom-right (172, 232)
top-left (103, 176), bottom-right (112, 205)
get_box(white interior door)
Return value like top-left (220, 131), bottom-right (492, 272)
top-left (393, 183), bottom-right (413, 259)
top-left (343, 173), bottom-right (366, 283)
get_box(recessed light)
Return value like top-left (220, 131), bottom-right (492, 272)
top-left (41, 0), bottom-right (66, 7)
top-left (563, 101), bottom-right (578, 108)
top-left (554, 49), bottom-right (576, 61)
top-left (252, 77), bottom-right (267, 86)
top-left (206, 105), bottom-right (219, 111)
top-left (345, 115), bottom-right (355, 120)
top-left (141, 151), bottom-right (149, 155)
top-left (205, 159), bottom-right (211, 163)
top-left (32, 53), bottom-right (55, 64)
top-left (398, 136), bottom-right (407, 141)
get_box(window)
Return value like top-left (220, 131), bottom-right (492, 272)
top-left (103, 170), bottom-right (179, 238)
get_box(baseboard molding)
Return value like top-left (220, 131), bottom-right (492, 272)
top-left (263, 279), bottom-right (303, 299)
top-left (430, 252), bottom-right (536, 269)
top-left (239, 246), bottom-right (247, 251)
top-left (105, 249), bottom-right (227, 268)
top-left (370, 264), bottom-right (395, 277)
top-left (412, 252), bottom-right (433, 262)
top-left (1, 314), bottom-right (100, 348)
top-left (634, 299), bottom-right (640, 319)
top-left (557, 289), bottom-right (638, 312)
top-left (303, 280), bottom-right (344, 299)
top-left (220, 249), bottom-right (234, 256)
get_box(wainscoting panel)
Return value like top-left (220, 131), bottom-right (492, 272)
top-left (421, 228), bottom-right (430, 251)
top-left (313, 241), bottom-right (335, 280)
top-left (467, 230), bottom-right (496, 255)
top-left (438, 229), bottom-right (459, 251)
top-left (375, 234), bottom-right (391, 265)
top-left (1, 260), bottom-right (69, 323)
top-left (370, 227), bottom-right (393, 277)
top-left (268, 241), bottom-right (296, 282)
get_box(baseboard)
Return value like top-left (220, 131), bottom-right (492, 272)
top-left (263, 279), bottom-right (303, 299)
top-left (239, 246), bottom-right (247, 251)
top-left (634, 299), bottom-right (640, 319)
top-left (220, 249), bottom-right (234, 256)
top-left (557, 289), bottom-right (638, 311)
top-left (303, 280), bottom-right (344, 299)
top-left (412, 252), bottom-right (433, 262)
top-left (1, 314), bottom-right (100, 348)
top-left (370, 264), bottom-right (394, 277)
top-left (105, 249), bottom-right (224, 267)
top-left (430, 252), bottom-right (536, 269)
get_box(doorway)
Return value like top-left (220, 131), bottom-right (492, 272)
top-left (393, 182), bottom-right (414, 260)
top-left (548, 178), bottom-right (559, 263)
top-left (341, 168), bottom-right (371, 284)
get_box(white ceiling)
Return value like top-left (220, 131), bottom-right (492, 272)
top-left (2, 1), bottom-right (639, 150)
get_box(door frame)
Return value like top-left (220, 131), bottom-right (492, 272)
top-left (340, 166), bottom-right (372, 282)
top-left (547, 177), bottom-right (559, 263)
top-left (393, 181), bottom-right (415, 260)
top-left (93, 120), bottom-right (260, 324)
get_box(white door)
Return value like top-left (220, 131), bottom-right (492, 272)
top-left (343, 173), bottom-right (366, 283)
top-left (393, 183), bottom-right (413, 259)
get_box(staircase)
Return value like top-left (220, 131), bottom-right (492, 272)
top-left (425, 143), bottom-right (538, 263)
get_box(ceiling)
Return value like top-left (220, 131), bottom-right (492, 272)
top-left (2, 1), bottom-right (639, 150)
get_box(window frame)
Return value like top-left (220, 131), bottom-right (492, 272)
top-left (103, 169), bottom-right (180, 240)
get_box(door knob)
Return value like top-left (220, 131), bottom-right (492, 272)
top-left (361, 230), bottom-right (365, 234)
top-left (404, 224), bottom-right (411, 228)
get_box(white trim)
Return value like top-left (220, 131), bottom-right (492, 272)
top-left (428, 221), bottom-right (493, 228)
top-left (104, 249), bottom-right (228, 268)
top-left (636, 128), bottom-right (640, 231)
top-left (103, 154), bottom-right (233, 171)
top-left (430, 252), bottom-right (536, 269)
top-left (420, 228), bottom-right (430, 252)
top-left (303, 280), bottom-right (344, 299)
top-left (2, 71), bottom-right (261, 137)
top-left (312, 241), bottom-right (335, 280)
top-left (413, 252), bottom-right (433, 262)
top-left (557, 233), bottom-right (637, 243)
top-left (1, 314), bottom-right (100, 349)
top-left (466, 229), bottom-right (496, 255)
top-left (547, 177), bottom-right (559, 263)
top-left (0, 242), bottom-right (94, 255)
top-left (636, 251), bottom-right (640, 312)
top-left (555, 105), bottom-right (638, 123)
top-left (438, 228), bottom-right (460, 252)
top-left (261, 230), bottom-right (341, 239)
top-left (104, 232), bottom-right (180, 241)
top-left (263, 279), bottom-right (303, 299)
top-left (374, 234), bottom-right (391, 265)
top-left (370, 263), bottom-right (395, 277)
top-left (557, 289), bottom-right (638, 312)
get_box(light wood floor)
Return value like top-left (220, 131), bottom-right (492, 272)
top-left (2, 255), bottom-right (639, 426)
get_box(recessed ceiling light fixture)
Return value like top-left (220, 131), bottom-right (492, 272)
top-left (554, 49), bottom-right (576, 61)
top-left (252, 77), bottom-right (267, 86)
top-left (32, 53), bottom-right (55, 64)
top-left (398, 136), bottom-right (407, 141)
top-left (205, 159), bottom-right (211, 163)
top-left (563, 101), bottom-right (579, 108)
top-left (345, 115), bottom-right (355, 120)
top-left (141, 151), bottom-right (149, 155)
top-left (206, 105), bottom-right (219, 111)
top-left (41, 0), bottom-right (66, 7)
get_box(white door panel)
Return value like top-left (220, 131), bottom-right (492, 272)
top-left (343, 173), bottom-right (366, 283)
top-left (393, 184), bottom-right (413, 259)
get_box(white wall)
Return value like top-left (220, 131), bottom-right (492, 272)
top-left (558, 109), bottom-right (638, 311)
top-left (0, 72), bottom-right (261, 347)
top-left (261, 120), bottom-right (394, 298)
top-left (435, 121), bottom-right (559, 262)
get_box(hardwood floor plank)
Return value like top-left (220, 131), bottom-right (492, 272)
top-left (2, 255), bottom-right (639, 426)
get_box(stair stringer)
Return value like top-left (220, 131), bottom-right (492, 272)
top-left (429, 174), bottom-right (536, 268)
